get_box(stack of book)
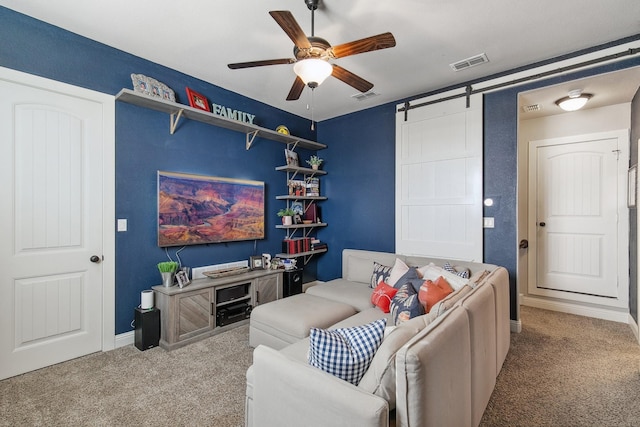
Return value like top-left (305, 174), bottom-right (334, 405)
top-left (311, 238), bottom-right (327, 251)
top-left (306, 178), bottom-right (320, 197)
top-left (282, 237), bottom-right (312, 254)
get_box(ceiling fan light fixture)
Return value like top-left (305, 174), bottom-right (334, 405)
top-left (555, 89), bottom-right (593, 111)
top-left (294, 58), bottom-right (333, 88)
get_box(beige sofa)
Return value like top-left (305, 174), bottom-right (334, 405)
top-left (245, 249), bottom-right (510, 427)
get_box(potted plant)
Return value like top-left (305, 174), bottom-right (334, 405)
top-left (157, 261), bottom-right (179, 287)
top-left (306, 155), bottom-right (323, 170)
top-left (277, 208), bottom-right (295, 226)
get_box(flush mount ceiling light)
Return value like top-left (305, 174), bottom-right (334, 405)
top-left (555, 89), bottom-right (593, 111)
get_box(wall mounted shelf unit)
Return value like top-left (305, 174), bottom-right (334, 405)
top-left (115, 89), bottom-right (327, 151)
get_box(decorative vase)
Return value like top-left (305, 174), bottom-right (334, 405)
top-left (161, 272), bottom-right (175, 287)
top-left (282, 216), bottom-right (293, 226)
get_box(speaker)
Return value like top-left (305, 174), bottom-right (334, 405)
top-left (283, 268), bottom-right (303, 298)
top-left (134, 308), bottom-right (160, 351)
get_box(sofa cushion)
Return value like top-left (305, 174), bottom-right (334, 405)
top-left (305, 278), bottom-right (374, 311)
top-left (418, 276), bottom-right (454, 313)
top-left (371, 282), bottom-right (398, 313)
top-left (392, 267), bottom-right (423, 293)
top-left (358, 314), bottom-right (432, 408)
top-left (387, 258), bottom-right (410, 286)
top-left (370, 262), bottom-right (392, 289)
top-left (390, 282), bottom-right (424, 325)
top-left (427, 284), bottom-right (473, 322)
top-left (308, 318), bottom-right (387, 385)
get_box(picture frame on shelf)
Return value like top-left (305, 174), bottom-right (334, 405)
top-left (291, 201), bottom-right (304, 216)
top-left (185, 87), bottom-right (211, 112)
top-left (288, 180), bottom-right (306, 196)
top-left (131, 74), bottom-right (176, 102)
top-left (176, 270), bottom-right (190, 289)
top-left (284, 149), bottom-right (299, 167)
top-left (250, 255), bottom-right (264, 270)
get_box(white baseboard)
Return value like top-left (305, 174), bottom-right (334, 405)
top-left (521, 295), bottom-right (628, 323)
top-left (629, 314), bottom-right (640, 344)
top-left (115, 331), bottom-right (134, 348)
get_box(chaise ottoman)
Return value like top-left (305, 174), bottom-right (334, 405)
top-left (249, 293), bottom-right (358, 350)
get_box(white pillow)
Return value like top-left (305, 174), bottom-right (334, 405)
top-left (387, 258), bottom-right (410, 286)
top-left (417, 263), bottom-right (469, 290)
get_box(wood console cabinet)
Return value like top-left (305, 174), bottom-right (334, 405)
top-left (152, 269), bottom-right (282, 350)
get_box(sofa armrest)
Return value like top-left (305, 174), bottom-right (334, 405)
top-left (252, 345), bottom-right (389, 427)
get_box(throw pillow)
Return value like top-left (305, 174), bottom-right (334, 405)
top-left (418, 276), bottom-right (454, 313)
top-left (387, 258), bottom-right (410, 286)
top-left (370, 261), bottom-right (392, 289)
top-left (392, 267), bottom-right (423, 293)
top-left (417, 263), bottom-right (469, 290)
top-left (390, 282), bottom-right (424, 325)
top-left (308, 318), bottom-right (387, 385)
top-left (442, 262), bottom-right (470, 279)
top-left (371, 281), bottom-right (398, 313)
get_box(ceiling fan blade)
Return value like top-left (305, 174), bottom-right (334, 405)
top-left (228, 58), bottom-right (296, 69)
top-left (332, 65), bottom-right (374, 93)
top-left (330, 32), bottom-right (396, 58)
top-left (269, 11), bottom-right (311, 50)
top-left (286, 76), bottom-right (306, 101)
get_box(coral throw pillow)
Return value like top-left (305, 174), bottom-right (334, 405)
top-left (418, 276), bottom-right (454, 313)
top-left (371, 282), bottom-right (398, 313)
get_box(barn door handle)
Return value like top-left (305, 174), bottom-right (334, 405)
top-left (539, 222), bottom-right (546, 227)
top-left (90, 255), bottom-right (101, 263)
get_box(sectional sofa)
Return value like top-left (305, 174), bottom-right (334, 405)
top-left (245, 249), bottom-right (510, 427)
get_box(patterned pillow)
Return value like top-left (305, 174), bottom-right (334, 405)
top-left (443, 262), bottom-right (470, 279)
top-left (371, 281), bottom-right (398, 313)
top-left (390, 282), bottom-right (424, 325)
top-left (308, 318), bottom-right (387, 385)
top-left (370, 261), bottom-right (392, 289)
top-left (393, 267), bottom-right (423, 293)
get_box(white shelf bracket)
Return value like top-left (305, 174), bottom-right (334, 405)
top-left (246, 130), bottom-right (259, 150)
top-left (170, 109), bottom-right (184, 135)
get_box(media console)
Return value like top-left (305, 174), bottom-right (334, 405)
top-left (152, 269), bottom-right (282, 350)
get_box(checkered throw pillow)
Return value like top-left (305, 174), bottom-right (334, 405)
top-left (308, 318), bottom-right (387, 385)
top-left (443, 262), bottom-right (470, 279)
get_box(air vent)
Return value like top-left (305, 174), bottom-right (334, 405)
top-left (351, 91), bottom-right (380, 101)
top-left (522, 104), bottom-right (543, 113)
top-left (449, 53), bottom-right (489, 72)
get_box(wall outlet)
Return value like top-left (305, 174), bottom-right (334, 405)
top-left (483, 217), bottom-right (495, 228)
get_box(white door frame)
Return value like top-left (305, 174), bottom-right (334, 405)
top-left (524, 129), bottom-right (629, 322)
top-left (0, 66), bottom-right (116, 351)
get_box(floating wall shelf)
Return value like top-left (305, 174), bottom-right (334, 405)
top-left (115, 89), bottom-right (326, 151)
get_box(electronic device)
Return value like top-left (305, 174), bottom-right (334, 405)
top-left (283, 268), bottom-right (303, 297)
top-left (134, 308), bottom-right (160, 351)
top-left (216, 302), bottom-right (252, 327)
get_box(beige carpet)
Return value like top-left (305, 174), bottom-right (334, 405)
top-left (1, 306), bottom-right (639, 426)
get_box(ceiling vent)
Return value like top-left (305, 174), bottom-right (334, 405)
top-left (351, 91), bottom-right (380, 101)
top-left (522, 103), bottom-right (543, 113)
top-left (449, 53), bottom-right (489, 72)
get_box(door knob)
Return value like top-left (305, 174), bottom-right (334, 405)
top-left (519, 239), bottom-right (529, 249)
top-left (539, 222), bottom-right (546, 227)
top-left (90, 255), bottom-right (101, 263)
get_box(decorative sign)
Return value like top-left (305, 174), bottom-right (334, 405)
top-left (211, 102), bottom-right (256, 125)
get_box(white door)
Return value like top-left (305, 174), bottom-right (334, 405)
top-left (395, 94), bottom-right (483, 261)
top-left (528, 130), bottom-right (629, 307)
top-left (0, 72), bottom-right (111, 379)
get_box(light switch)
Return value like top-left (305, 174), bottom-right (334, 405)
top-left (483, 217), bottom-right (495, 228)
top-left (117, 218), bottom-right (128, 232)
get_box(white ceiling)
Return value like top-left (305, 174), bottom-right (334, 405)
top-left (2, 0), bottom-right (640, 121)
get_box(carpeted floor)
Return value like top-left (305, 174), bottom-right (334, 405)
top-left (1, 306), bottom-right (639, 426)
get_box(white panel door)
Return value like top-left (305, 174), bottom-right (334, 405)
top-left (395, 94), bottom-right (483, 261)
top-left (0, 77), bottom-right (106, 379)
top-left (528, 130), bottom-right (629, 305)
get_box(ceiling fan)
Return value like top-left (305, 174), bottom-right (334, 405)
top-left (227, 0), bottom-right (396, 101)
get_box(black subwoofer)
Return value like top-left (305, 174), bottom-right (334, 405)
top-left (283, 268), bottom-right (303, 298)
top-left (134, 308), bottom-right (160, 351)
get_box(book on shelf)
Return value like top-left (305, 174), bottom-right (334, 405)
top-left (282, 237), bottom-right (312, 254)
top-left (306, 177), bottom-right (320, 197)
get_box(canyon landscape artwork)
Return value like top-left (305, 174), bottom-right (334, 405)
top-left (158, 171), bottom-right (265, 246)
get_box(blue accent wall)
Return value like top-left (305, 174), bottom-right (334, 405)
top-left (317, 103), bottom-right (397, 280)
top-left (1, 7), bottom-right (317, 334)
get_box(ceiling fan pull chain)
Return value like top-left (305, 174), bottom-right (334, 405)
top-left (310, 89), bottom-right (315, 130)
